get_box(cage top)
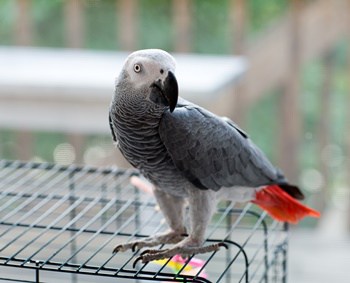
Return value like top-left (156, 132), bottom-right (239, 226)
top-left (0, 160), bottom-right (287, 283)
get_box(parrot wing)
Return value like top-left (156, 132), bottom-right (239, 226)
top-left (159, 99), bottom-right (283, 191)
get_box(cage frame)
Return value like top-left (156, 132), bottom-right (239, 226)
top-left (0, 160), bottom-right (288, 283)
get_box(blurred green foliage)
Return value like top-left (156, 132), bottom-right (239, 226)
top-left (0, 0), bottom-right (289, 51)
top-left (0, 0), bottom-right (15, 45)
top-left (248, 0), bottom-right (288, 35)
top-left (139, 0), bottom-right (173, 50)
top-left (192, 0), bottom-right (230, 54)
top-left (34, 132), bottom-right (66, 161)
top-left (0, 129), bottom-right (16, 160)
top-left (32, 0), bottom-right (65, 47)
top-left (85, 0), bottom-right (117, 49)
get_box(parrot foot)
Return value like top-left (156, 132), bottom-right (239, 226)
top-left (133, 242), bottom-right (228, 267)
top-left (113, 230), bottom-right (187, 253)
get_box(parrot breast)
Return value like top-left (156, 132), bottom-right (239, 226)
top-left (110, 100), bottom-right (190, 197)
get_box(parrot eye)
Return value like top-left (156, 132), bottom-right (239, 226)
top-left (133, 64), bottom-right (142, 73)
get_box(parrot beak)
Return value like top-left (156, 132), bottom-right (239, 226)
top-left (162, 71), bottom-right (178, 113)
top-left (149, 71), bottom-right (178, 112)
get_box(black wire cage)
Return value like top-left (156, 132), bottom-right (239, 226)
top-left (0, 160), bottom-right (288, 283)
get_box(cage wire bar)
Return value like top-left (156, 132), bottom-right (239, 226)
top-left (0, 160), bottom-right (288, 283)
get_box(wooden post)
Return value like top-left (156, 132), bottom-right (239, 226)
top-left (316, 51), bottom-right (334, 212)
top-left (14, 0), bottom-right (34, 45)
top-left (172, 0), bottom-right (192, 52)
top-left (346, 1), bottom-right (350, 234)
top-left (117, 0), bottom-right (138, 50)
top-left (14, 0), bottom-right (34, 160)
top-left (277, 0), bottom-right (303, 183)
top-left (229, 0), bottom-right (246, 55)
top-left (16, 131), bottom-right (34, 161)
top-left (228, 0), bottom-right (247, 126)
top-left (64, 0), bottom-right (85, 48)
top-left (64, 0), bottom-right (86, 163)
top-left (67, 133), bottom-right (85, 164)
top-left (347, 48), bottom-right (350, 234)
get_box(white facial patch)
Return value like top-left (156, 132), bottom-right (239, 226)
top-left (123, 50), bottom-right (177, 89)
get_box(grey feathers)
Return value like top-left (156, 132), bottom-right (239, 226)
top-left (159, 99), bottom-right (281, 191)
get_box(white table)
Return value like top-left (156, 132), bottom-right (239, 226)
top-left (0, 47), bottom-right (247, 134)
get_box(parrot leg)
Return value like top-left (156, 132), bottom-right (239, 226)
top-left (113, 188), bottom-right (187, 253)
top-left (133, 189), bottom-right (223, 264)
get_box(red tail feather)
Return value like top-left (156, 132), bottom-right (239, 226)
top-left (252, 185), bottom-right (320, 224)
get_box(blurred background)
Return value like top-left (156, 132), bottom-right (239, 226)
top-left (0, 0), bottom-right (349, 281)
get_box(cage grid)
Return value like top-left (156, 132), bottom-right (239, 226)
top-left (0, 160), bottom-right (288, 283)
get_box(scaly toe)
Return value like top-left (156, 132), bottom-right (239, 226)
top-left (140, 249), bottom-right (168, 256)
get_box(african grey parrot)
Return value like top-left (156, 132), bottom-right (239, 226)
top-left (109, 49), bottom-right (320, 263)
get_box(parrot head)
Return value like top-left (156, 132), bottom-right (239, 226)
top-left (117, 49), bottom-right (178, 112)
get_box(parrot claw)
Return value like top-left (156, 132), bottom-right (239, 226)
top-left (133, 256), bottom-right (144, 269)
top-left (132, 243), bottom-right (139, 252)
top-left (112, 242), bottom-right (141, 254)
top-left (113, 243), bottom-right (139, 253)
top-left (218, 242), bottom-right (229, 249)
top-left (112, 245), bottom-right (123, 253)
top-left (140, 249), bottom-right (150, 256)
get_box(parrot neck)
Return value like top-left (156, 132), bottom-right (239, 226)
top-left (113, 89), bottom-right (166, 120)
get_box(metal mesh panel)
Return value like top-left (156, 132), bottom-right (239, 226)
top-left (0, 160), bottom-right (288, 282)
